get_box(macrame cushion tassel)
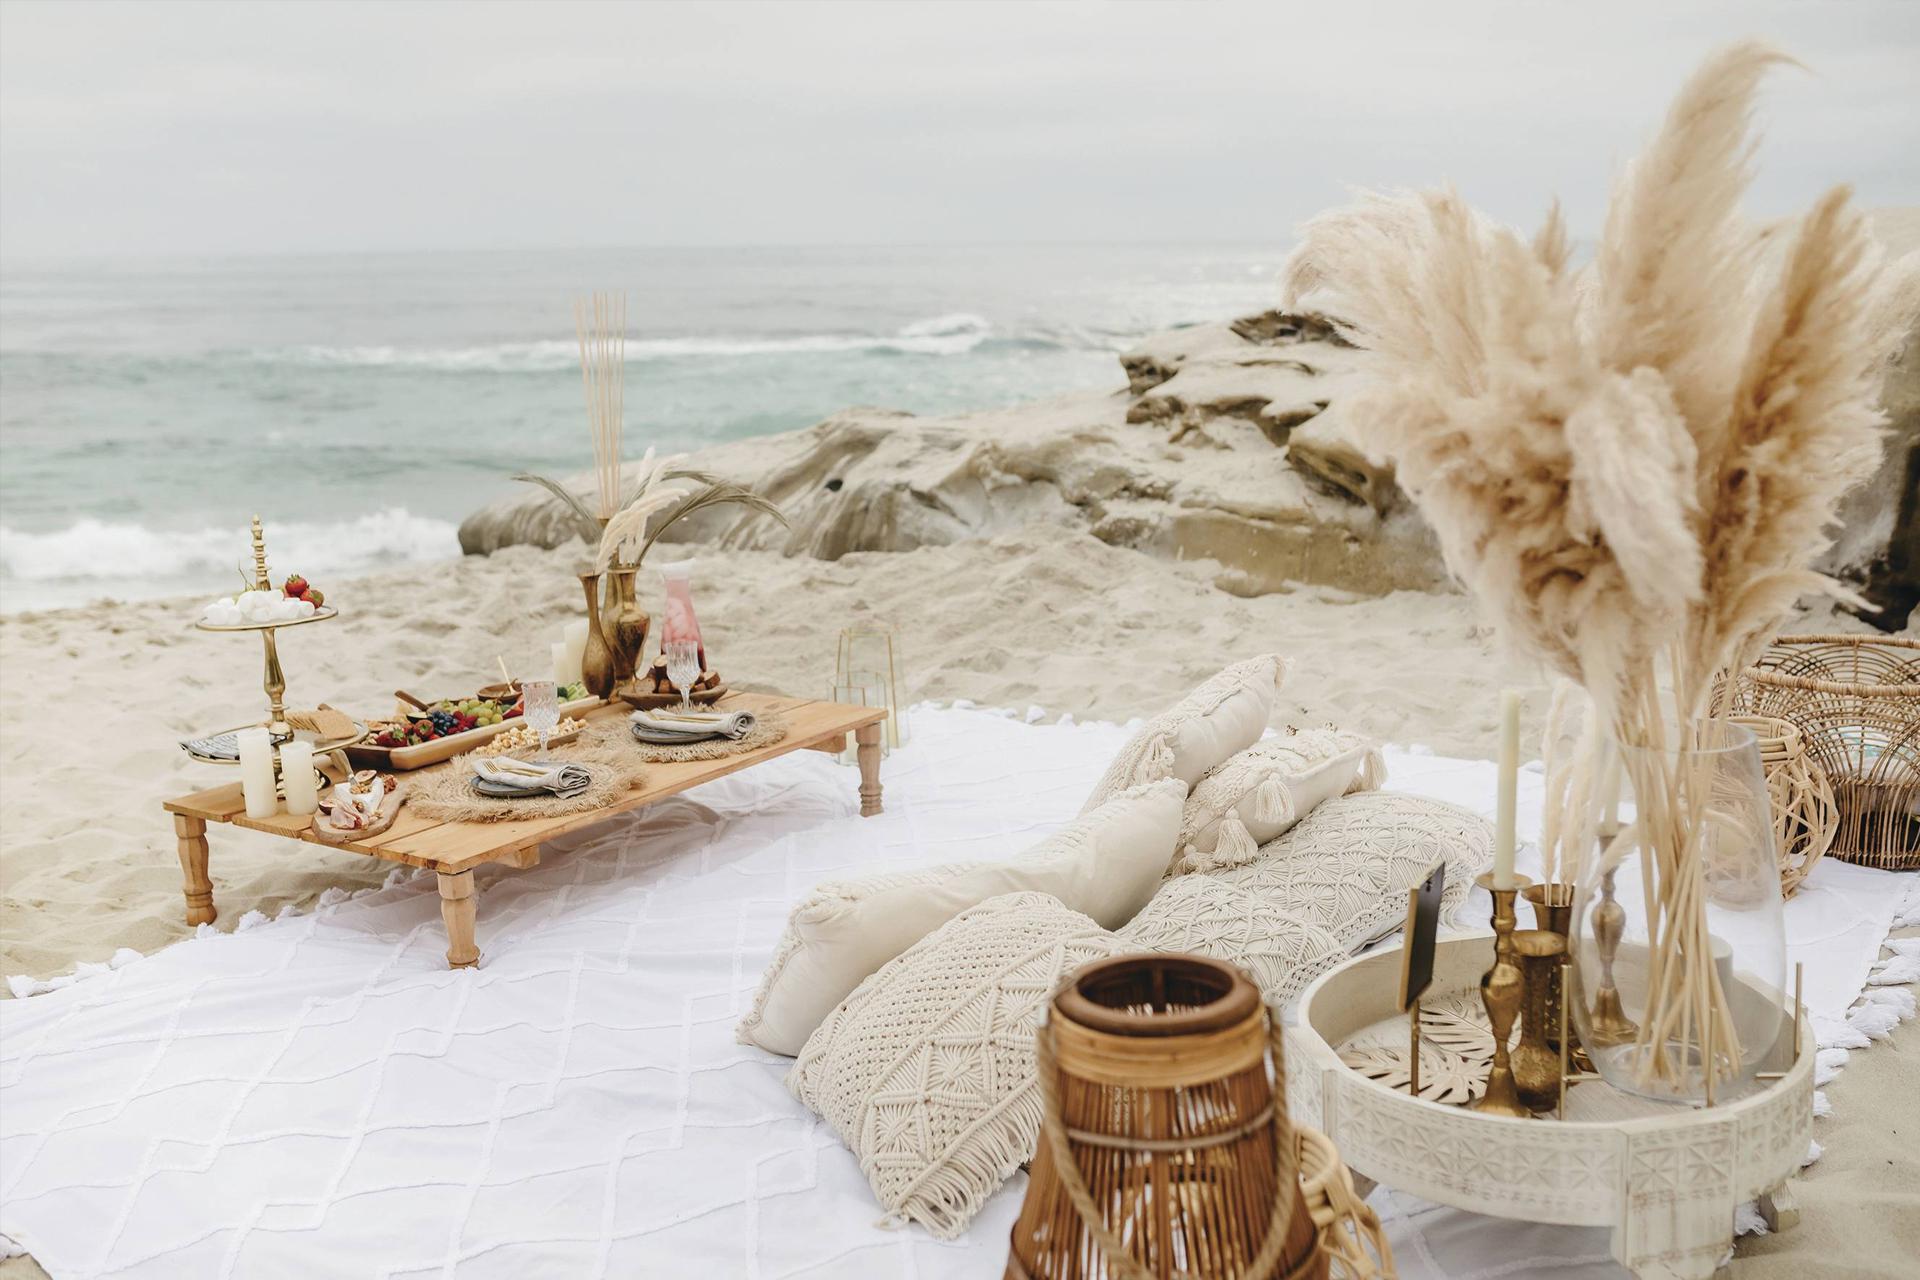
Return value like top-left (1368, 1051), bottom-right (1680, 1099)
top-left (1174, 728), bottom-right (1383, 874)
top-left (787, 892), bottom-right (1128, 1238)
top-left (1080, 654), bottom-right (1288, 814)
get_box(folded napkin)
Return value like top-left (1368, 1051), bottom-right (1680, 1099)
top-left (469, 755), bottom-right (593, 799)
top-left (629, 706), bottom-right (757, 744)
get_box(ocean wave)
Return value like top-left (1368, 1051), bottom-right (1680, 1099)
top-left (0, 509), bottom-right (460, 592)
top-left (274, 313), bottom-right (1034, 371)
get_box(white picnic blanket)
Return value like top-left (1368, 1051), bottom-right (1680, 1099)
top-left (1, 707), bottom-right (1911, 1279)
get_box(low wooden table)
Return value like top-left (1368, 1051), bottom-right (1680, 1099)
top-left (162, 693), bottom-right (888, 968)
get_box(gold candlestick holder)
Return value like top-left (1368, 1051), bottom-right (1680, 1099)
top-left (1469, 871), bottom-right (1533, 1118)
top-left (1512, 929), bottom-right (1568, 1112)
top-left (1523, 881), bottom-right (1593, 1073)
top-left (1587, 864), bottom-right (1639, 1047)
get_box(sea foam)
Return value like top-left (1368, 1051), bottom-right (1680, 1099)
top-left (0, 509), bottom-right (460, 610)
top-left (279, 313), bottom-right (1002, 372)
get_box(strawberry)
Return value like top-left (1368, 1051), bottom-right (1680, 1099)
top-left (282, 574), bottom-right (310, 599)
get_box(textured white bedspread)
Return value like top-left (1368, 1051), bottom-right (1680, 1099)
top-left (0, 707), bottom-right (1906, 1279)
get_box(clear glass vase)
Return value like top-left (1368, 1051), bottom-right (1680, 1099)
top-left (1569, 719), bottom-right (1789, 1104)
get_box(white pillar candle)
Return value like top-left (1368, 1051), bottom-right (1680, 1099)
top-left (551, 640), bottom-right (571, 685)
top-left (1493, 688), bottom-right (1520, 889)
top-left (560, 620), bottom-right (588, 686)
top-left (238, 727), bottom-right (279, 819)
top-left (280, 741), bottom-right (319, 816)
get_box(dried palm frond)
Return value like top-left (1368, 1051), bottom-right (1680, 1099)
top-left (597, 449), bottom-right (691, 571)
top-left (511, 472), bottom-right (603, 545)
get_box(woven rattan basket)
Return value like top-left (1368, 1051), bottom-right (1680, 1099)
top-left (1724, 635), bottom-right (1920, 871)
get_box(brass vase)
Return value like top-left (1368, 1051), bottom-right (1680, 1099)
top-left (1511, 929), bottom-right (1568, 1112)
top-left (579, 573), bottom-right (616, 699)
top-left (606, 567), bottom-right (650, 692)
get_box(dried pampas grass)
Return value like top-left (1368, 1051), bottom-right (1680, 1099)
top-left (1284, 41), bottom-right (1915, 1092)
top-left (1285, 39), bottom-right (1911, 729)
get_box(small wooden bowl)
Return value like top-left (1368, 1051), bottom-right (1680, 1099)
top-left (477, 682), bottom-right (522, 703)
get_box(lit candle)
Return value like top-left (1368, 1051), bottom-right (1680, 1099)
top-left (1493, 688), bottom-right (1520, 889)
top-left (238, 727), bottom-right (278, 820)
top-left (280, 740), bottom-right (319, 816)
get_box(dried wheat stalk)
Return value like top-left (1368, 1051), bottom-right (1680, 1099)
top-left (1283, 42), bottom-right (1914, 1091)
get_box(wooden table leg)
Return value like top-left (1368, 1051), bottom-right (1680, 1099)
top-left (856, 722), bottom-right (884, 817)
top-left (173, 814), bottom-right (217, 926)
top-left (438, 870), bottom-right (479, 969)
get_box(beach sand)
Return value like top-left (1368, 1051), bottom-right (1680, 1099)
top-left (0, 530), bottom-right (1909, 1276)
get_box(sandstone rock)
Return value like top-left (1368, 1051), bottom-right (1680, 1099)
top-left (1285, 402), bottom-right (1400, 515)
top-left (458, 336), bottom-right (1449, 599)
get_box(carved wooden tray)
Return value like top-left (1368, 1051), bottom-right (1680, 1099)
top-left (1286, 933), bottom-right (1812, 1280)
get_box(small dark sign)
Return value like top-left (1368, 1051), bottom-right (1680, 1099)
top-left (1397, 861), bottom-right (1446, 1012)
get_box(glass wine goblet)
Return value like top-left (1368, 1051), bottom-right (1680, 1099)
top-left (522, 679), bottom-right (559, 756)
top-left (665, 641), bottom-right (701, 711)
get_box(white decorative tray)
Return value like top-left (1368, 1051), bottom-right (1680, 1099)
top-left (1285, 933), bottom-right (1811, 1280)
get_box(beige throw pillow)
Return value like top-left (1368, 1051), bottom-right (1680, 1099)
top-left (1120, 875), bottom-right (1350, 1010)
top-left (1174, 728), bottom-right (1386, 874)
top-left (1080, 654), bottom-right (1287, 815)
top-left (788, 892), bottom-right (1127, 1238)
top-left (736, 778), bottom-right (1183, 1055)
top-left (1210, 791), bottom-right (1491, 949)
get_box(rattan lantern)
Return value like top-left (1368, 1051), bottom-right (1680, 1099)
top-left (1006, 954), bottom-right (1328, 1280)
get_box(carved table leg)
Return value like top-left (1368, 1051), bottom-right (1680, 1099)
top-left (1757, 1180), bottom-right (1799, 1233)
top-left (438, 870), bottom-right (479, 969)
top-left (855, 722), bottom-right (883, 817)
top-left (174, 814), bottom-right (217, 926)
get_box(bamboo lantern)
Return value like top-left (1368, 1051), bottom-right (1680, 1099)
top-left (1006, 954), bottom-right (1327, 1280)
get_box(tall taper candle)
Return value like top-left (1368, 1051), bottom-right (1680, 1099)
top-left (238, 727), bottom-right (278, 820)
top-left (1493, 688), bottom-right (1520, 889)
top-left (280, 741), bottom-right (319, 815)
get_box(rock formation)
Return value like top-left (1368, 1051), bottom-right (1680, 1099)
top-left (458, 311), bottom-right (1450, 598)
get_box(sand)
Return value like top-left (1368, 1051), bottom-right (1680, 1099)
top-left (0, 528), bottom-right (1911, 1277)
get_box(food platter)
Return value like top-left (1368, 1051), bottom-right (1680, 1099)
top-left (346, 696), bottom-right (602, 770)
top-left (193, 605), bottom-right (339, 633)
top-left (617, 683), bottom-right (729, 711)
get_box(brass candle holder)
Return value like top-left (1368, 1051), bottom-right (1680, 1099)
top-left (1523, 881), bottom-right (1593, 1073)
top-left (1469, 871), bottom-right (1533, 1118)
top-left (1587, 864), bottom-right (1639, 1047)
top-left (1511, 929), bottom-right (1568, 1112)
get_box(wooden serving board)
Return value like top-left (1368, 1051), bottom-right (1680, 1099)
top-left (617, 683), bottom-right (728, 710)
top-left (346, 697), bottom-right (601, 771)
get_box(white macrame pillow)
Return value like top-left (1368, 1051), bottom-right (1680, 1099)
top-left (787, 892), bottom-right (1127, 1238)
top-left (1080, 654), bottom-right (1288, 815)
top-left (1210, 791), bottom-right (1491, 950)
top-left (736, 778), bottom-right (1183, 1055)
top-left (1174, 728), bottom-right (1386, 875)
top-left (1119, 875), bottom-right (1349, 1010)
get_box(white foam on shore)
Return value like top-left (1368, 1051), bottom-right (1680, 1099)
top-left (0, 508), bottom-right (460, 611)
top-left (280, 313), bottom-right (1005, 371)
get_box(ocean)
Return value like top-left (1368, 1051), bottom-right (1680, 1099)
top-left (0, 243), bottom-right (1283, 611)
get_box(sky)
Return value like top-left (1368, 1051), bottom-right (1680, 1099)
top-left (1, 0), bottom-right (1915, 260)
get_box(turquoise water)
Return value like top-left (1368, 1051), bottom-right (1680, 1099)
top-left (0, 244), bottom-right (1282, 609)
